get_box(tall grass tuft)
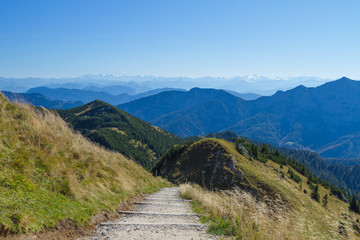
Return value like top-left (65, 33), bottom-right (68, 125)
top-left (180, 184), bottom-right (293, 239)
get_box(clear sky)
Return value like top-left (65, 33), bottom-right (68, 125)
top-left (0, 0), bottom-right (359, 79)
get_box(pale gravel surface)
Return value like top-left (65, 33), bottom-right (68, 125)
top-left (83, 187), bottom-right (217, 240)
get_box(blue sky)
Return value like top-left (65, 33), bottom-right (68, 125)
top-left (0, 0), bottom-right (359, 78)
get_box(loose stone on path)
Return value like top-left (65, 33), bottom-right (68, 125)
top-left (84, 187), bottom-right (216, 240)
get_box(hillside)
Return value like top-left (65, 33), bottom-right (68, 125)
top-left (155, 138), bottom-right (360, 239)
top-left (0, 93), bottom-right (168, 235)
top-left (280, 148), bottom-right (360, 196)
top-left (119, 77), bottom-right (360, 160)
top-left (2, 91), bottom-right (84, 109)
top-left (57, 100), bottom-right (182, 170)
top-left (186, 131), bottom-right (360, 196)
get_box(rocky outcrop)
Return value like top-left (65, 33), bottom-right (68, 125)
top-left (154, 139), bottom-right (248, 190)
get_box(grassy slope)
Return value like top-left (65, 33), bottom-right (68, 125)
top-left (57, 100), bottom-right (182, 170)
top-left (0, 94), bottom-right (168, 234)
top-left (177, 139), bottom-right (360, 239)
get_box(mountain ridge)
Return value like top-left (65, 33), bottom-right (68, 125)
top-left (119, 77), bottom-right (360, 159)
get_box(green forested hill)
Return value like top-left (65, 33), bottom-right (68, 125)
top-left (57, 100), bottom-right (182, 169)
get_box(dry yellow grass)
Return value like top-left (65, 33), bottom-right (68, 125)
top-left (180, 184), bottom-right (294, 239)
top-left (180, 149), bottom-right (360, 240)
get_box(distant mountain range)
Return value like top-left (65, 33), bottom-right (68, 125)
top-left (119, 77), bottom-right (360, 160)
top-left (44, 75), bottom-right (331, 95)
top-left (1, 86), bottom-right (261, 110)
top-left (0, 75), bottom-right (329, 95)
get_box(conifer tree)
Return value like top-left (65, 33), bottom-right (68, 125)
top-left (251, 145), bottom-right (258, 158)
top-left (322, 194), bottom-right (328, 208)
top-left (261, 144), bottom-right (269, 153)
top-left (311, 185), bottom-right (320, 202)
top-left (350, 195), bottom-right (359, 213)
top-left (275, 149), bottom-right (280, 156)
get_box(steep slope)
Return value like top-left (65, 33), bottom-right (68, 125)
top-left (0, 94), bottom-right (168, 235)
top-left (2, 91), bottom-right (84, 109)
top-left (156, 138), bottom-right (360, 239)
top-left (119, 77), bottom-right (360, 159)
top-left (280, 147), bottom-right (360, 195)
top-left (57, 100), bottom-right (182, 170)
top-left (151, 98), bottom-right (249, 137)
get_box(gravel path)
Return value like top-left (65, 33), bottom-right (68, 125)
top-left (84, 187), bottom-right (216, 240)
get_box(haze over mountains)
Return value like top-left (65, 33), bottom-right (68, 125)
top-left (1, 85), bottom-right (259, 109)
top-left (0, 75), bottom-right (329, 95)
top-left (119, 77), bottom-right (360, 160)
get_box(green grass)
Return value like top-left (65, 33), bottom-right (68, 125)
top-left (0, 94), bottom-right (170, 234)
top-left (183, 199), bottom-right (233, 236)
